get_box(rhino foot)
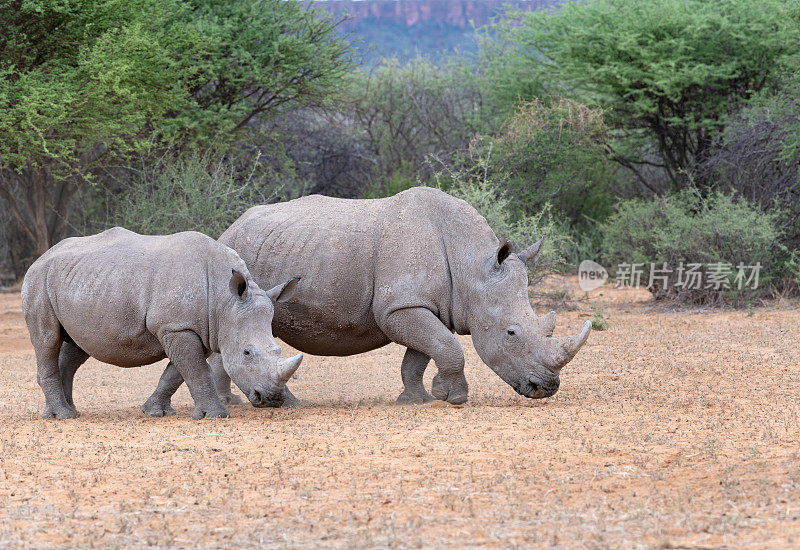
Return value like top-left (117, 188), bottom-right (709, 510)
top-left (141, 397), bottom-right (177, 418)
top-left (42, 403), bottom-right (78, 419)
top-left (431, 373), bottom-right (468, 405)
top-left (396, 389), bottom-right (436, 405)
top-left (191, 406), bottom-right (230, 420)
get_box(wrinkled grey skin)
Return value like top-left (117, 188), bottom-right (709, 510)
top-left (151, 187), bottom-right (591, 406)
top-left (21, 227), bottom-right (302, 419)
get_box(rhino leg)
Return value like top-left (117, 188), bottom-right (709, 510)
top-left (28, 300), bottom-right (77, 419)
top-left (209, 354), bottom-right (244, 406)
top-left (159, 331), bottom-right (229, 419)
top-left (381, 308), bottom-right (468, 405)
top-left (396, 348), bottom-right (436, 404)
top-left (141, 361), bottom-right (182, 417)
top-left (143, 356), bottom-right (243, 416)
top-left (37, 344), bottom-right (78, 419)
top-left (58, 340), bottom-right (89, 412)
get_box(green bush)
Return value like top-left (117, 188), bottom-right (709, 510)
top-left (112, 155), bottom-right (263, 238)
top-left (562, 224), bottom-right (606, 273)
top-left (78, 152), bottom-right (308, 239)
top-left (776, 245), bottom-right (800, 292)
top-left (590, 305), bottom-right (609, 331)
top-left (473, 99), bottom-right (623, 231)
top-left (431, 150), bottom-right (572, 283)
top-left (601, 190), bottom-right (784, 305)
top-left (0, 0), bottom-right (353, 260)
top-left (698, 92), bottom-right (800, 248)
top-left (342, 57), bottom-right (495, 196)
top-left (362, 160), bottom-right (420, 199)
top-left (498, 0), bottom-right (800, 190)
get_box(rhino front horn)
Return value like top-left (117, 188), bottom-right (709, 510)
top-left (276, 353), bottom-right (303, 383)
top-left (548, 320), bottom-right (592, 371)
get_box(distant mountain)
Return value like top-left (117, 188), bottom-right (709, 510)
top-left (310, 0), bottom-right (563, 61)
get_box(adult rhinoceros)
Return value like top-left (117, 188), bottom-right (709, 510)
top-left (147, 187), bottom-right (591, 407)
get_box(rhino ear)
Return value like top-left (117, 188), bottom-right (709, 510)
top-left (516, 234), bottom-right (546, 269)
top-left (266, 276), bottom-right (301, 304)
top-left (229, 269), bottom-right (248, 301)
top-left (494, 238), bottom-right (512, 268)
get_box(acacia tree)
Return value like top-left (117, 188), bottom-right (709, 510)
top-left (344, 58), bottom-right (489, 193)
top-left (501, 0), bottom-right (799, 190)
top-left (177, 0), bottom-right (354, 142)
top-left (0, 0), bottom-right (353, 262)
top-left (0, 0), bottom-right (191, 257)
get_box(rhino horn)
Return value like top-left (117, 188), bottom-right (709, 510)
top-left (266, 276), bottom-right (301, 304)
top-left (545, 320), bottom-right (591, 371)
top-left (516, 234), bottom-right (546, 268)
top-left (276, 353), bottom-right (303, 383)
top-left (539, 310), bottom-right (556, 337)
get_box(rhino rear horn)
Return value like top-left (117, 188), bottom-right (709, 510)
top-left (266, 276), bottom-right (301, 304)
top-left (516, 234), bottom-right (546, 268)
top-left (539, 310), bottom-right (556, 337)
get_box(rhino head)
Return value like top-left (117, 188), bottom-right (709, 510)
top-left (468, 236), bottom-right (591, 399)
top-left (217, 271), bottom-right (303, 407)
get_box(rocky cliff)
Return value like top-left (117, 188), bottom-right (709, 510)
top-left (310, 0), bottom-right (561, 60)
top-left (317, 0), bottom-right (560, 31)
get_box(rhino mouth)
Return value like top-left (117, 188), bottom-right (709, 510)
top-left (249, 388), bottom-right (285, 408)
top-left (514, 378), bottom-right (559, 399)
top-left (252, 400), bottom-right (283, 408)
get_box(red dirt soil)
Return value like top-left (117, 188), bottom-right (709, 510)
top-left (1, 278), bottom-right (799, 548)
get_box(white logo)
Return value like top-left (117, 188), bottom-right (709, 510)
top-left (578, 260), bottom-right (608, 291)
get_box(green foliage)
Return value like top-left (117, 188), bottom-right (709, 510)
top-left (362, 161), bottom-right (420, 199)
top-left (562, 225), bottom-right (605, 274)
top-left (699, 90), bottom-right (800, 248)
top-left (500, 0), bottom-right (800, 188)
top-left (172, 0), bottom-right (354, 144)
top-left (344, 57), bottom-right (494, 196)
top-left (0, 0), bottom-right (191, 255)
top-left (590, 306), bottom-right (609, 331)
top-left (95, 153), bottom-right (306, 238)
top-left (474, 27), bottom-right (549, 121)
top-left (601, 190), bottom-right (783, 305)
top-left (785, 250), bottom-right (800, 289)
top-left (0, 0), bottom-right (187, 169)
top-left (0, 0), bottom-right (354, 259)
top-left (471, 99), bottom-right (623, 229)
top-left (431, 150), bottom-right (571, 282)
top-left (775, 244), bottom-right (800, 291)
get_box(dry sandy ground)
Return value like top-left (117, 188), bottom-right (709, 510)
top-left (1, 278), bottom-right (799, 549)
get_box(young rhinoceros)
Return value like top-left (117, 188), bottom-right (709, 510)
top-left (21, 227), bottom-right (302, 419)
top-left (148, 187), bottom-right (591, 408)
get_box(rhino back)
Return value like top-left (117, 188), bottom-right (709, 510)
top-left (222, 195), bottom-right (391, 355)
top-left (221, 188), bottom-right (478, 353)
top-left (25, 228), bottom-right (233, 367)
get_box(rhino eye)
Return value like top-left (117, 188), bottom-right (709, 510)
top-left (507, 329), bottom-right (516, 336)
top-left (243, 348), bottom-right (252, 357)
